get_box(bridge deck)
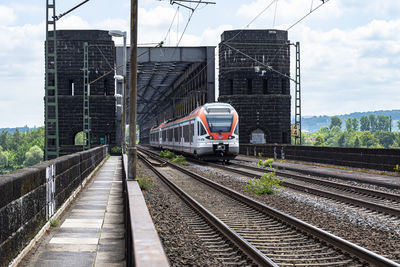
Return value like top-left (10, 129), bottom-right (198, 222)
top-left (22, 156), bottom-right (125, 267)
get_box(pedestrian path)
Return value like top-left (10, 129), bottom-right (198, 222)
top-left (26, 156), bottom-right (125, 267)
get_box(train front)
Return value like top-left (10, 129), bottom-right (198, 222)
top-left (198, 103), bottom-right (239, 160)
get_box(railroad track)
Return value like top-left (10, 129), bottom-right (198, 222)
top-left (138, 147), bottom-right (399, 266)
top-left (191, 157), bottom-right (400, 218)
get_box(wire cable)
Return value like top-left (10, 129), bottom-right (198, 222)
top-left (223, 0), bottom-right (276, 44)
top-left (273, 0), bottom-right (279, 28)
top-left (287, 0), bottom-right (330, 31)
top-left (162, 6), bottom-right (180, 44)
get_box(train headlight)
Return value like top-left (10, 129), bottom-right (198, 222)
top-left (228, 135), bottom-right (235, 139)
top-left (205, 136), bottom-right (213, 140)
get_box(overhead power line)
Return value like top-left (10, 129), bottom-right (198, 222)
top-left (287, 0), bottom-right (331, 31)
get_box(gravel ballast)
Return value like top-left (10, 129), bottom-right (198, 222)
top-left (186, 162), bottom-right (400, 264)
top-left (137, 161), bottom-right (225, 267)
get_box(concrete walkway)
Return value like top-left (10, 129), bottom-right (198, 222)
top-left (26, 156), bottom-right (125, 267)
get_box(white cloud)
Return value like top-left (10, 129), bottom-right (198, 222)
top-left (288, 19), bottom-right (400, 115)
top-left (236, 0), bottom-right (342, 29)
top-left (0, 5), bottom-right (16, 25)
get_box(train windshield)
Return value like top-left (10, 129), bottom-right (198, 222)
top-left (206, 115), bottom-right (233, 133)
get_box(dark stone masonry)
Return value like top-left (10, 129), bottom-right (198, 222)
top-left (47, 30), bottom-right (116, 156)
top-left (218, 29), bottom-right (291, 144)
top-left (0, 146), bottom-right (107, 267)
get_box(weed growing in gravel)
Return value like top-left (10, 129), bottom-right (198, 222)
top-left (50, 218), bottom-right (59, 227)
top-left (160, 150), bottom-right (176, 159)
top-left (257, 158), bottom-right (274, 168)
top-left (137, 174), bottom-right (153, 191)
top-left (172, 155), bottom-right (187, 165)
top-left (243, 172), bottom-right (283, 195)
top-left (257, 152), bottom-right (263, 158)
top-left (394, 164), bottom-right (400, 176)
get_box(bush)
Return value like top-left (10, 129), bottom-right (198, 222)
top-left (110, 146), bottom-right (122, 155)
top-left (243, 171), bottom-right (283, 195)
top-left (159, 150), bottom-right (176, 159)
top-left (172, 155), bottom-right (187, 165)
top-left (137, 174), bottom-right (153, 191)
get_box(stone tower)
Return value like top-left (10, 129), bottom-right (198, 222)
top-left (218, 29), bottom-right (291, 144)
top-left (49, 30), bottom-right (116, 155)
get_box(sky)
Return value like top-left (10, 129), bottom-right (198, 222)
top-left (1, 0), bottom-right (400, 127)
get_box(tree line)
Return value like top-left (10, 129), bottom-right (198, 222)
top-left (300, 115), bottom-right (400, 148)
top-left (0, 127), bottom-right (44, 174)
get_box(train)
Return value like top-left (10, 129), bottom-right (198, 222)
top-left (149, 102), bottom-right (239, 161)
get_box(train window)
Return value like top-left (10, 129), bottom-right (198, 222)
top-left (199, 122), bottom-right (207, 135)
top-left (169, 128), bottom-right (173, 142)
top-left (189, 122), bottom-right (193, 143)
top-left (234, 123), bottom-right (239, 135)
top-left (162, 130), bottom-right (166, 142)
top-left (174, 127), bottom-right (178, 142)
top-left (183, 125), bottom-right (189, 142)
top-left (206, 115), bottom-right (233, 133)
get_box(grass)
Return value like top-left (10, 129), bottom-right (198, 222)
top-left (159, 150), bottom-right (176, 159)
top-left (244, 158), bottom-right (283, 195)
top-left (50, 218), bottom-right (59, 227)
top-left (137, 174), bottom-right (153, 191)
top-left (395, 164), bottom-right (400, 176)
top-left (257, 158), bottom-right (274, 168)
top-left (243, 172), bottom-right (283, 195)
top-left (172, 155), bottom-right (188, 165)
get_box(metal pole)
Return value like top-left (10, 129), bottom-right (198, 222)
top-left (128, 0), bottom-right (138, 180)
top-left (122, 34), bottom-right (127, 154)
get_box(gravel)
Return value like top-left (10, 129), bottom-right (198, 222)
top-left (137, 161), bottom-right (225, 267)
top-left (185, 162), bottom-right (400, 264)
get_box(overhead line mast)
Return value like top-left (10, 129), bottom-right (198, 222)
top-left (44, 0), bottom-right (90, 160)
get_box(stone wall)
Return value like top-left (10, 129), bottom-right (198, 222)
top-left (240, 144), bottom-right (400, 172)
top-left (218, 29), bottom-right (291, 144)
top-left (0, 146), bottom-right (107, 267)
top-left (47, 30), bottom-right (116, 156)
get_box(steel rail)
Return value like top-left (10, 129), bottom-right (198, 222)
top-left (233, 162), bottom-right (400, 202)
top-left (209, 161), bottom-right (400, 217)
top-left (137, 153), bottom-right (277, 267)
top-left (139, 147), bottom-right (399, 266)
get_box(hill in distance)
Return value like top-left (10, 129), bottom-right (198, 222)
top-left (0, 125), bottom-right (39, 134)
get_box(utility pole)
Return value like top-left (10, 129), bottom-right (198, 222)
top-left (128, 0), bottom-right (138, 180)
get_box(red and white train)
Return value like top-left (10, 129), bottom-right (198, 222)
top-left (149, 103), bottom-right (239, 160)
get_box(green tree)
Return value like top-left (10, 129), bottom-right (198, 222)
top-left (354, 136), bottom-right (360, 147)
top-left (338, 133), bottom-right (346, 147)
top-left (23, 145), bottom-right (43, 167)
top-left (314, 135), bottom-right (326, 146)
top-left (376, 115), bottom-right (391, 131)
top-left (0, 147), bottom-right (8, 169)
top-left (351, 118), bottom-right (359, 131)
top-left (397, 120), bottom-right (400, 131)
top-left (360, 131), bottom-right (380, 148)
top-left (345, 118), bottom-right (352, 131)
top-left (360, 116), bottom-right (370, 131)
top-left (330, 116), bottom-right (342, 130)
top-left (374, 131), bottom-right (395, 148)
top-left (369, 114), bottom-right (377, 132)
